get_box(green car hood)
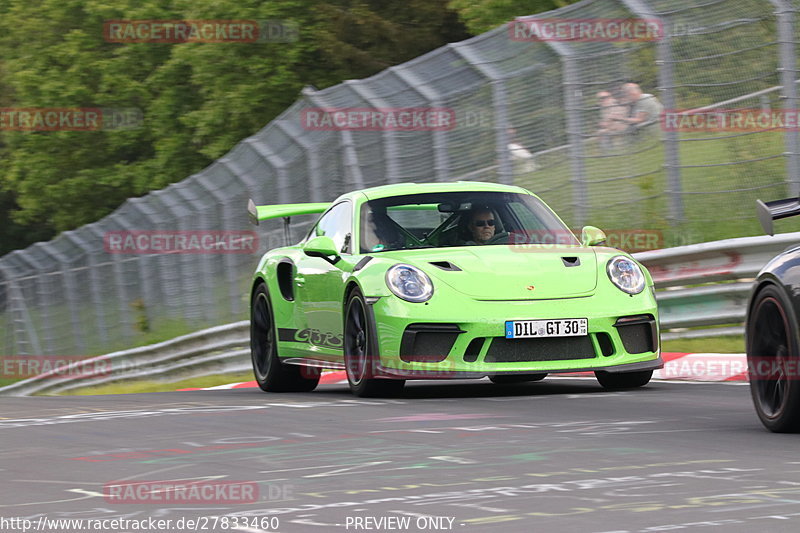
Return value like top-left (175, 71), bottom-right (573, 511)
top-left (402, 245), bottom-right (598, 300)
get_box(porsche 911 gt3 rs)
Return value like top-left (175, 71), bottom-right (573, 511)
top-left (248, 182), bottom-right (662, 397)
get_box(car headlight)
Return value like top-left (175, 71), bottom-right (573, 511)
top-left (386, 264), bottom-right (433, 303)
top-left (607, 256), bottom-right (646, 295)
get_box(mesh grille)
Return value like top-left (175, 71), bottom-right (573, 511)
top-left (617, 323), bottom-right (655, 354)
top-left (399, 325), bottom-right (460, 362)
top-left (485, 336), bottom-right (596, 363)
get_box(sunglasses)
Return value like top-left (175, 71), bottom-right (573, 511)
top-left (473, 219), bottom-right (495, 227)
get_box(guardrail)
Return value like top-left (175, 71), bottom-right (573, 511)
top-left (0, 321), bottom-right (250, 396)
top-left (636, 231), bottom-right (800, 340)
top-left (2, 231), bottom-right (799, 396)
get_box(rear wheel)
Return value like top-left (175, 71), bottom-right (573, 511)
top-left (489, 374), bottom-right (547, 384)
top-left (595, 369), bottom-right (652, 389)
top-left (251, 283), bottom-right (319, 392)
top-left (747, 285), bottom-right (800, 433)
top-left (344, 288), bottom-right (404, 397)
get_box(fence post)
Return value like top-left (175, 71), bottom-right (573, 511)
top-left (621, 0), bottom-right (684, 223)
top-left (390, 66), bottom-right (451, 182)
top-left (62, 232), bottom-right (109, 347)
top-left (345, 81), bottom-right (401, 184)
top-left (772, 0), bottom-right (800, 197)
top-left (658, 33), bottom-right (685, 223)
top-left (171, 184), bottom-right (219, 325)
top-left (86, 224), bottom-right (135, 342)
top-left (9, 252), bottom-right (56, 354)
top-left (302, 87), bottom-right (366, 190)
top-left (542, 38), bottom-right (588, 227)
top-left (564, 57), bottom-right (588, 226)
top-left (275, 120), bottom-right (326, 202)
top-left (0, 263), bottom-right (42, 356)
top-left (36, 243), bottom-right (87, 354)
top-left (449, 42), bottom-right (513, 185)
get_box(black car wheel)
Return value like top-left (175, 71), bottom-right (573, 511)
top-left (747, 284), bottom-right (800, 432)
top-left (251, 283), bottom-right (319, 392)
top-left (489, 374), bottom-right (547, 384)
top-left (344, 288), bottom-right (404, 397)
top-left (595, 369), bottom-right (652, 389)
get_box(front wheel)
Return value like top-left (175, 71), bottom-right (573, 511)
top-left (344, 288), bottom-right (404, 397)
top-left (251, 283), bottom-right (319, 392)
top-left (747, 285), bottom-right (800, 433)
top-left (595, 369), bottom-right (652, 389)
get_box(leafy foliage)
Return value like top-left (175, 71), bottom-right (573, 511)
top-left (0, 0), bottom-right (469, 254)
top-left (447, 0), bottom-right (570, 35)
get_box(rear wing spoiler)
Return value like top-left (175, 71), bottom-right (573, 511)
top-left (247, 199), bottom-right (329, 225)
top-left (757, 197), bottom-right (800, 236)
top-left (247, 199), bottom-right (330, 246)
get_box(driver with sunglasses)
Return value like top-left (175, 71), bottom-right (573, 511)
top-left (465, 208), bottom-right (496, 245)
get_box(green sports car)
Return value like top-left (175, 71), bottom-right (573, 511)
top-left (247, 182), bottom-right (662, 397)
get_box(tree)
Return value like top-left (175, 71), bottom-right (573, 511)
top-left (0, 0), bottom-right (469, 255)
top-left (448, 0), bottom-right (571, 35)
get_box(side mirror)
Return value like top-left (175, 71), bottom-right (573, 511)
top-left (303, 235), bottom-right (340, 262)
top-left (581, 226), bottom-right (607, 247)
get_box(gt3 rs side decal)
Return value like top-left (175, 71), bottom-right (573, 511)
top-left (278, 328), bottom-right (343, 350)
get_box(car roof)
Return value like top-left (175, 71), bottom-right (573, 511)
top-left (335, 181), bottom-right (530, 202)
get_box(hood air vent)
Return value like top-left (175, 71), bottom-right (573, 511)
top-left (429, 261), bottom-right (461, 271)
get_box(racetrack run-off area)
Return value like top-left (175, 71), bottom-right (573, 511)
top-left (2, 375), bottom-right (798, 533)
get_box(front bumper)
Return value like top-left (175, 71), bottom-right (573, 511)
top-left (368, 289), bottom-right (661, 379)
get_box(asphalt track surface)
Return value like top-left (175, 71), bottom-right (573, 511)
top-left (2, 378), bottom-right (800, 533)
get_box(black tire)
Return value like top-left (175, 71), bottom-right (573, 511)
top-left (251, 283), bottom-right (319, 393)
top-left (747, 284), bottom-right (800, 433)
top-left (489, 374), bottom-right (547, 384)
top-left (343, 287), bottom-right (405, 397)
top-left (595, 369), bottom-right (652, 389)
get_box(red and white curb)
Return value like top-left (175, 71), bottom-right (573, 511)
top-left (178, 353), bottom-right (748, 391)
top-left (177, 371), bottom-right (348, 391)
top-left (656, 352), bottom-right (747, 382)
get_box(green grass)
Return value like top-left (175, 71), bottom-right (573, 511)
top-left (62, 371), bottom-right (255, 396)
top-left (662, 335), bottom-right (744, 354)
top-left (517, 128), bottom-right (787, 247)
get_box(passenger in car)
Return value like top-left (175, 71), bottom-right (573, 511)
top-left (362, 208), bottom-right (404, 252)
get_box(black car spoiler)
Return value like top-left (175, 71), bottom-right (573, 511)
top-left (757, 197), bottom-right (800, 236)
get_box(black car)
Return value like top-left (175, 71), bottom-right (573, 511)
top-left (746, 198), bottom-right (800, 432)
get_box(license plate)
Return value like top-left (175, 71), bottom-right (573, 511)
top-left (505, 318), bottom-right (588, 339)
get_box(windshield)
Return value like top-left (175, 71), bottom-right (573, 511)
top-left (359, 191), bottom-right (578, 253)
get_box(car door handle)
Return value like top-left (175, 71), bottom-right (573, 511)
top-left (294, 276), bottom-right (305, 286)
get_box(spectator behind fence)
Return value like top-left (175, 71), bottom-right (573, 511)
top-left (620, 83), bottom-right (664, 136)
top-left (596, 90), bottom-right (627, 150)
